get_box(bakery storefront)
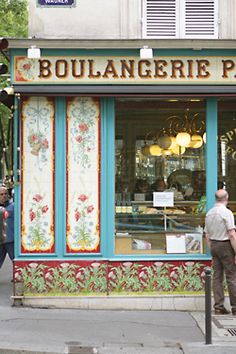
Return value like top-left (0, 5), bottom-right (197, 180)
top-left (11, 43), bottom-right (236, 297)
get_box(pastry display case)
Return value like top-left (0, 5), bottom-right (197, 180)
top-left (115, 200), bottom-right (206, 255)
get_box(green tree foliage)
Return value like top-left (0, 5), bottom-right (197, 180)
top-left (0, 0), bottom-right (28, 179)
top-left (0, 0), bottom-right (28, 38)
top-left (0, 0), bottom-right (28, 87)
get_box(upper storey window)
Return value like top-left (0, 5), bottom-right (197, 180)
top-left (143, 0), bottom-right (218, 39)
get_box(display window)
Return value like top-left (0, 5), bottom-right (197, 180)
top-left (115, 98), bottom-right (207, 255)
top-left (218, 100), bottom-right (236, 213)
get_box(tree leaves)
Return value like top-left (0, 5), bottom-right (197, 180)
top-left (0, 0), bottom-right (28, 38)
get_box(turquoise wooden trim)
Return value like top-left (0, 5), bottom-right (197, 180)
top-left (206, 98), bottom-right (218, 211)
top-left (10, 51), bottom-right (16, 83)
top-left (15, 253), bottom-right (212, 262)
top-left (101, 98), bottom-right (115, 258)
top-left (111, 255), bottom-right (212, 261)
top-left (14, 256), bottom-right (107, 261)
top-left (11, 48), bottom-right (236, 58)
top-left (14, 96), bottom-right (20, 259)
top-left (55, 98), bottom-right (66, 258)
top-left (12, 255), bottom-right (211, 262)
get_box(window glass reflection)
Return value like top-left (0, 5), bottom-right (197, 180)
top-left (115, 98), bottom-right (206, 255)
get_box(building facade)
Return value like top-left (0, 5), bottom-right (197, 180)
top-left (9, 0), bottom-right (236, 301)
top-left (28, 0), bottom-right (236, 40)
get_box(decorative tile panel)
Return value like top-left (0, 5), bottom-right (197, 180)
top-left (66, 97), bottom-right (100, 253)
top-left (21, 97), bottom-right (55, 253)
top-left (13, 260), bottom-right (210, 295)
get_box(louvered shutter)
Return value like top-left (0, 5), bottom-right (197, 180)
top-left (143, 0), bottom-right (178, 38)
top-left (142, 0), bottom-right (218, 39)
top-left (181, 0), bottom-right (218, 38)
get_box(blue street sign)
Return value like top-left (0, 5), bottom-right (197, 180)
top-left (38, 0), bottom-right (75, 6)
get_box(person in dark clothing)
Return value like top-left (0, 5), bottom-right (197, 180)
top-left (0, 186), bottom-right (14, 269)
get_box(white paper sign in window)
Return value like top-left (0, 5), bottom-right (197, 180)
top-left (153, 192), bottom-right (174, 207)
top-left (166, 234), bottom-right (186, 254)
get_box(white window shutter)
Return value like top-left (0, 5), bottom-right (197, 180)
top-left (143, 0), bottom-right (178, 38)
top-left (181, 0), bottom-right (218, 39)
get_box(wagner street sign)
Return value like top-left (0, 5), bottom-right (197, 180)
top-left (38, 0), bottom-right (75, 6)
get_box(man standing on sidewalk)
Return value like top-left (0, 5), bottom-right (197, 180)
top-left (0, 186), bottom-right (14, 269)
top-left (205, 189), bottom-right (236, 315)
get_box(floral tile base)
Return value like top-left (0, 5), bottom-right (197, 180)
top-left (14, 260), bottom-right (211, 295)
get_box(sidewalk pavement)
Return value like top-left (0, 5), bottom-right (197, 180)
top-left (1, 258), bottom-right (236, 354)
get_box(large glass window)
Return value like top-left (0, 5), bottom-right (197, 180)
top-left (115, 98), bottom-right (207, 255)
top-left (218, 100), bottom-right (236, 213)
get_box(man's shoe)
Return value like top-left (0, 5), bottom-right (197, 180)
top-left (232, 310), bottom-right (236, 316)
top-left (214, 307), bottom-right (231, 315)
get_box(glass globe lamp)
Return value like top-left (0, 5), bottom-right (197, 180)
top-left (172, 145), bottom-right (186, 155)
top-left (176, 132), bottom-right (191, 147)
top-left (162, 149), bottom-right (172, 156)
top-left (203, 132), bottom-right (206, 144)
top-left (157, 135), bottom-right (172, 150)
top-left (169, 136), bottom-right (178, 150)
top-left (141, 145), bottom-right (150, 156)
top-left (149, 144), bottom-right (162, 156)
top-left (189, 135), bottom-right (203, 149)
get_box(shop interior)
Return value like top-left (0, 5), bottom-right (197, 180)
top-left (114, 98), bottom-right (236, 256)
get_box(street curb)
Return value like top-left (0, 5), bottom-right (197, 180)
top-left (13, 294), bottom-right (230, 311)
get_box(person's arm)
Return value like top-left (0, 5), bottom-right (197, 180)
top-left (228, 229), bottom-right (236, 264)
top-left (205, 233), bottom-right (211, 249)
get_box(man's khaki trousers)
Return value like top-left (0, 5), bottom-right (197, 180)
top-left (211, 240), bottom-right (236, 311)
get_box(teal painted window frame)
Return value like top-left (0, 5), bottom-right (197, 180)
top-left (105, 97), bottom-right (217, 261)
top-left (13, 95), bottom-right (217, 261)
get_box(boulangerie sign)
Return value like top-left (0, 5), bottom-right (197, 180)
top-left (13, 56), bottom-right (236, 84)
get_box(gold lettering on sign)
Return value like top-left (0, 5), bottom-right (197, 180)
top-left (187, 60), bottom-right (194, 78)
top-left (170, 60), bottom-right (185, 78)
top-left (88, 60), bottom-right (101, 78)
top-left (38, 59), bottom-right (52, 78)
top-left (196, 60), bottom-right (210, 78)
top-left (120, 60), bottom-right (135, 78)
top-left (55, 60), bottom-right (68, 78)
top-left (154, 60), bottom-right (168, 78)
top-left (220, 135), bottom-right (228, 143)
top-left (222, 60), bottom-right (235, 78)
top-left (71, 60), bottom-right (85, 78)
top-left (138, 60), bottom-right (152, 78)
top-left (226, 130), bottom-right (235, 142)
top-left (220, 128), bottom-right (236, 160)
top-left (103, 60), bottom-right (119, 78)
top-left (23, 56), bottom-right (236, 82)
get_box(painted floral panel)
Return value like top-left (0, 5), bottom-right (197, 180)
top-left (13, 260), bottom-right (211, 295)
top-left (21, 97), bottom-right (55, 253)
top-left (15, 57), bottom-right (37, 82)
top-left (66, 97), bottom-right (100, 252)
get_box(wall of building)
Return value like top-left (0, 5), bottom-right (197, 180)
top-left (219, 0), bottom-right (236, 39)
top-left (28, 0), bottom-right (236, 40)
top-left (28, 0), bottom-right (141, 39)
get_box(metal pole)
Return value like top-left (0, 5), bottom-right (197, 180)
top-left (205, 267), bottom-right (212, 345)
